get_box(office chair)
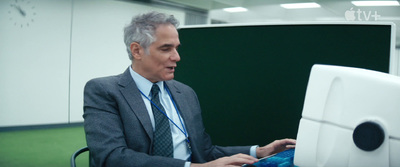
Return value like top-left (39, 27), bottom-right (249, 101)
top-left (70, 146), bottom-right (90, 167)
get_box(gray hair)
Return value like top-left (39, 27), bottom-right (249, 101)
top-left (124, 11), bottom-right (180, 60)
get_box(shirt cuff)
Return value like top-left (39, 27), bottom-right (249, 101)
top-left (250, 145), bottom-right (259, 158)
top-left (185, 161), bottom-right (191, 167)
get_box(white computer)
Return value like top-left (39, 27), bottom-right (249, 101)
top-left (294, 64), bottom-right (400, 167)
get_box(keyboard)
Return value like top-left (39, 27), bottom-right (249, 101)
top-left (243, 149), bottom-right (295, 167)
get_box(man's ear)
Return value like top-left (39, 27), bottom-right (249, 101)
top-left (130, 42), bottom-right (142, 60)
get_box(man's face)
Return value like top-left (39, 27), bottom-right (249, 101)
top-left (132, 24), bottom-right (181, 83)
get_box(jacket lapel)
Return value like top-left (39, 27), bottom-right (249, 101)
top-left (165, 81), bottom-right (197, 147)
top-left (165, 81), bottom-right (190, 125)
top-left (166, 81), bottom-right (206, 162)
top-left (118, 68), bottom-right (153, 140)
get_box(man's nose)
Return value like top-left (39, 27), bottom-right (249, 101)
top-left (171, 50), bottom-right (181, 62)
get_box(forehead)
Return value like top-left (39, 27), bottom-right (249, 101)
top-left (152, 24), bottom-right (180, 45)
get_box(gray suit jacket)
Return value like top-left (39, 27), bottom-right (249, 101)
top-left (83, 68), bottom-right (252, 167)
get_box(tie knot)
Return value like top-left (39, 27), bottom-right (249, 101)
top-left (151, 84), bottom-right (160, 98)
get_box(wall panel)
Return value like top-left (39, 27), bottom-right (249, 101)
top-left (0, 0), bottom-right (72, 127)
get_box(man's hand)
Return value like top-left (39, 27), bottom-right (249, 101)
top-left (256, 138), bottom-right (296, 158)
top-left (190, 139), bottom-right (296, 167)
top-left (191, 153), bottom-right (258, 167)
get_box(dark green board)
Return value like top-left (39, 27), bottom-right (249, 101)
top-left (175, 24), bottom-right (392, 146)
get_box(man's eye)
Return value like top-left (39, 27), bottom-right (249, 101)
top-left (161, 48), bottom-right (171, 52)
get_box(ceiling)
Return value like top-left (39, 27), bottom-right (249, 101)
top-left (164, 0), bottom-right (400, 47)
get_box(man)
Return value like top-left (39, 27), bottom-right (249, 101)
top-left (83, 11), bottom-right (295, 167)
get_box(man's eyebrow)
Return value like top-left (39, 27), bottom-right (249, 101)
top-left (158, 43), bottom-right (180, 48)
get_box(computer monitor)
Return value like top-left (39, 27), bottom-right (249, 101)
top-left (294, 64), bottom-right (400, 167)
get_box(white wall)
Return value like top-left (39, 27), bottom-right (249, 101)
top-left (0, 0), bottom-right (398, 127)
top-left (0, 0), bottom-right (185, 127)
top-left (0, 0), bottom-right (72, 127)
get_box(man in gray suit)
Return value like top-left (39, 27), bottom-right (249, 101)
top-left (83, 11), bottom-right (295, 167)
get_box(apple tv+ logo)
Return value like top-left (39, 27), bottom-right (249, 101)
top-left (345, 7), bottom-right (381, 21)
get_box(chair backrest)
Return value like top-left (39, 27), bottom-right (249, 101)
top-left (70, 146), bottom-right (90, 167)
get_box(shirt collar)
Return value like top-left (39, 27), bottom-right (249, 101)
top-left (129, 66), bottom-right (164, 97)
